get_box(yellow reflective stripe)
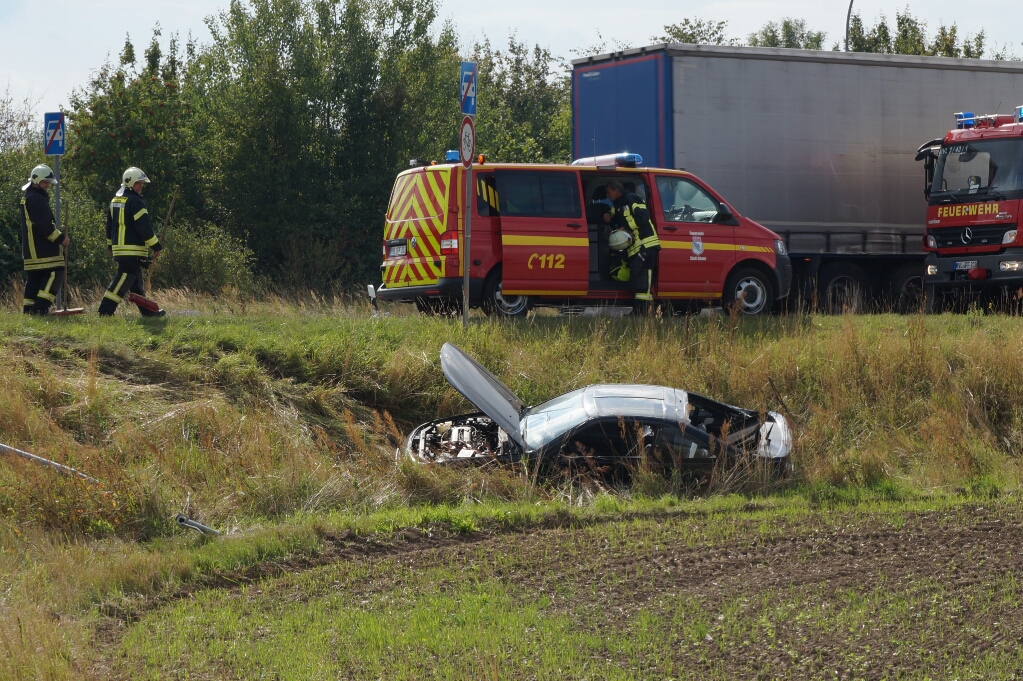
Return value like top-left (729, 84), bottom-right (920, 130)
top-left (22, 198), bottom-right (38, 261)
top-left (47, 229), bottom-right (62, 242)
top-left (501, 235), bottom-right (589, 247)
top-left (501, 289), bottom-right (588, 296)
top-left (641, 236), bottom-right (661, 247)
top-left (22, 298), bottom-right (35, 306)
top-left (660, 241), bottom-right (771, 252)
top-left (37, 290), bottom-right (56, 303)
top-left (144, 236), bottom-right (159, 247)
top-left (133, 208), bottom-right (148, 220)
top-left (118, 205), bottom-right (126, 246)
top-left (635, 293), bottom-right (653, 300)
top-left (24, 256), bottom-right (65, 270)
top-left (42, 271), bottom-right (57, 294)
top-left (111, 273), bottom-right (129, 296)
top-left (103, 290), bottom-right (123, 303)
top-left (111, 246), bottom-right (149, 256)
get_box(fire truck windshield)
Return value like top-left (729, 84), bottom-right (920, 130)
top-left (931, 138), bottom-right (1023, 204)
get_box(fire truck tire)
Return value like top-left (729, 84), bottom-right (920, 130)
top-left (819, 263), bottom-right (867, 314)
top-left (482, 269), bottom-right (531, 317)
top-left (890, 265), bottom-right (925, 314)
top-left (723, 266), bottom-right (775, 315)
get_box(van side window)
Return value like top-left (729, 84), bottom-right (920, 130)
top-left (476, 175), bottom-right (499, 217)
top-left (656, 176), bottom-right (720, 224)
top-left (496, 171), bottom-right (581, 218)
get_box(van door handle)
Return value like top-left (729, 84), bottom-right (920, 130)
top-left (566, 223), bottom-right (582, 228)
top-left (663, 225), bottom-right (678, 231)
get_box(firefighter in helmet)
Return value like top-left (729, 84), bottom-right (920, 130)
top-left (20, 165), bottom-right (69, 315)
top-left (98, 167), bottom-right (165, 317)
top-left (605, 179), bottom-right (661, 312)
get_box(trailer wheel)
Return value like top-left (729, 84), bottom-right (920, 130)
top-left (819, 263), bottom-right (867, 314)
top-left (889, 266), bottom-right (925, 314)
top-left (482, 269), bottom-right (531, 317)
top-left (723, 267), bottom-right (775, 315)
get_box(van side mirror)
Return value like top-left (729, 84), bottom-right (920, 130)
top-left (714, 203), bottom-right (734, 223)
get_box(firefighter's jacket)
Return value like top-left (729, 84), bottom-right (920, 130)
top-left (106, 188), bottom-right (161, 259)
top-left (20, 184), bottom-right (64, 271)
top-left (611, 192), bottom-right (661, 260)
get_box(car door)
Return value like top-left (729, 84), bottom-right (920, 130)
top-left (495, 169), bottom-right (589, 296)
top-left (652, 175), bottom-right (736, 297)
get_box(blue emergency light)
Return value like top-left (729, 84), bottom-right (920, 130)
top-left (444, 150), bottom-right (460, 163)
top-left (1016, 105), bottom-right (1023, 124)
top-left (571, 152), bottom-right (644, 168)
top-left (955, 112), bottom-right (976, 129)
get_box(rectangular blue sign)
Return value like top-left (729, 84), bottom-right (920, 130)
top-left (43, 112), bottom-right (65, 156)
top-left (459, 62), bottom-right (477, 117)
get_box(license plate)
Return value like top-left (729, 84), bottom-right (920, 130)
top-left (953, 260), bottom-right (978, 271)
top-left (388, 244), bottom-right (407, 258)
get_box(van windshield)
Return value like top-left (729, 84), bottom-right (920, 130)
top-left (931, 139), bottom-right (1023, 203)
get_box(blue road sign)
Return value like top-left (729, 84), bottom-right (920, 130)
top-left (44, 112), bottom-right (65, 156)
top-left (459, 62), bottom-right (477, 117)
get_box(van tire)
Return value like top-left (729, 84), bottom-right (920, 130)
top-left (723, 266), bottom-right (775, 315)
top-left (482, 269), bottom-right (531, 317)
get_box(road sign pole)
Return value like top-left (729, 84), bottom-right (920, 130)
top-left (463, 164), bottom-right (472, 329)
top-left (53, 155), bottom-right (64, 306)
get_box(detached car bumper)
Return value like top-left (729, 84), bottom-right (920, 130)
top-left (925, 249), bottom-right (1023, 287)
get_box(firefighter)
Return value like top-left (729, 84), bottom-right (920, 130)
top-left (20, 165), bottom-right (69, 315)
top-left (98, 167), bottom-right (165, 317)
top-left (605, 179), bottom-right (661, 312)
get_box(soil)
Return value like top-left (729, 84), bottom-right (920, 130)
top-left (97, 502), bottom-right (1023, 680)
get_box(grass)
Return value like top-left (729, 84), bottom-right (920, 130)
top-left (3, 290), bottom-right (1023, 677)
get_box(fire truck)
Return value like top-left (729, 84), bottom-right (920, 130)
top-left (919, 107), bottom-right (1023, 310)
top-left (374, 153), bottom-right (791, 315)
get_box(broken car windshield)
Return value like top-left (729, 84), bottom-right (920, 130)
top-left (521, 388), bottom-right (589, 451)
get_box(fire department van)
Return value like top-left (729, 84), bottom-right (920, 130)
top-left (375, 153), bottom-right (792, 315)
top-left (920, 108), bottom-right (1023, 311)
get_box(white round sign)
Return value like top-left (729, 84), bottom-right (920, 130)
top-left (459, 116), bottom-right (475, 168)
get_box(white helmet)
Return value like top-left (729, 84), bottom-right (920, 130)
top-left (122, 167), bottom-right (151, 187)
top-left (608, 228), bottom-right (633, 252)
top-left (24, 164), bottom-right (57, 190)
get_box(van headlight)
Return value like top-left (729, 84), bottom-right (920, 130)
top-left (774, 240), bottom-right (787, 256)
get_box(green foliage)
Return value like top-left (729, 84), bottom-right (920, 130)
top-left (152, 221), bottom-right (256, 294)
top-left (471, 37), bottom-right (571, 164)
top-left (654, 18), bottom-right (735, 46)
top-left (748, 18), bottom-right (827, 50)
top-left (848, 10), bottom-right (987, 58)
top-left (0, 89), bottom-right (39, 279)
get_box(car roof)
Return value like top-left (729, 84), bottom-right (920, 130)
top-left (583, 384), bottom-right (689, 421)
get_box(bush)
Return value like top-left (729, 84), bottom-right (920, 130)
top-left (152, 221), bottom-right (256, 294)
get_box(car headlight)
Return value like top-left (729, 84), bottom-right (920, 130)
top-left (758, 413), bottom-right (792, 459)
top-left (927, 264), bottom-right (938, 275)
top-left (1000, 261), bottom-right (1022, 272)
top-left (926, 234), bottom-right (937, 249)
top-left (1003, 230), bottom-right (1018, 245)
top-left (774, 239), bottom-right (787, 256)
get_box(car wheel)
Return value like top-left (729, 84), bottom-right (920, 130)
top-left (483, 270), bottom-right (530, 317)
top-left (890, 266), bottom-right (925, 314)
top-left (723, 267), bottom-right (775, 315)
top-left (819, 263), bottom-right (867, 314)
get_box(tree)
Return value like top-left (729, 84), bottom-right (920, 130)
top-left (653, 18), bottom-right (735, 45)
top-left (748, 19), bottom-right (826, 50)
top-left (471, 36), bottom-right (571, 164)
top-left (848, 9), bottom-right (986, 58)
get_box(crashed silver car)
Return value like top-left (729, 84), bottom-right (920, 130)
top-left (406, 344), bottom-right (793, 477)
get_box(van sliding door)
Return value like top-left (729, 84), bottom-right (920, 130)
top-left (495, 170), bottom-right (589, 296)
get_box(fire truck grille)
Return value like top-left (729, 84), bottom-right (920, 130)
top-left (930, 224), bottom-right (1013, 248)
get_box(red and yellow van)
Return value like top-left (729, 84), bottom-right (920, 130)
top-left (376, 154), bottom-right (791, 315)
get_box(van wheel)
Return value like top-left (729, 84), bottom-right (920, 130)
top-left (723, 267), bottom-right (775, 315)
top-left (819, 263), bottom-right (867, 314)
top-left (483, 271), bottom-right (530, 317)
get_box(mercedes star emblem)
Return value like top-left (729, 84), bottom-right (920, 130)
top-left (961, 227), bottom-right (973, 245)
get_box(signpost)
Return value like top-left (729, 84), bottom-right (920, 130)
top-left (44, 112), bottom-right (67, 310)
top-left (459, 62), bottom-right (477, 328)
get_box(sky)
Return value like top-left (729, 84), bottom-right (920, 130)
top-left (1, 0), bottom-right (1020, 118)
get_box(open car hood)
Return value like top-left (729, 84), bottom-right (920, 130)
top-left (440, 343), bottom-right (527, 451)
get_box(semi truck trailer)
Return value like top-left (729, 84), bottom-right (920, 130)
top-left (572, 44), bottom-right (1023, 311)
